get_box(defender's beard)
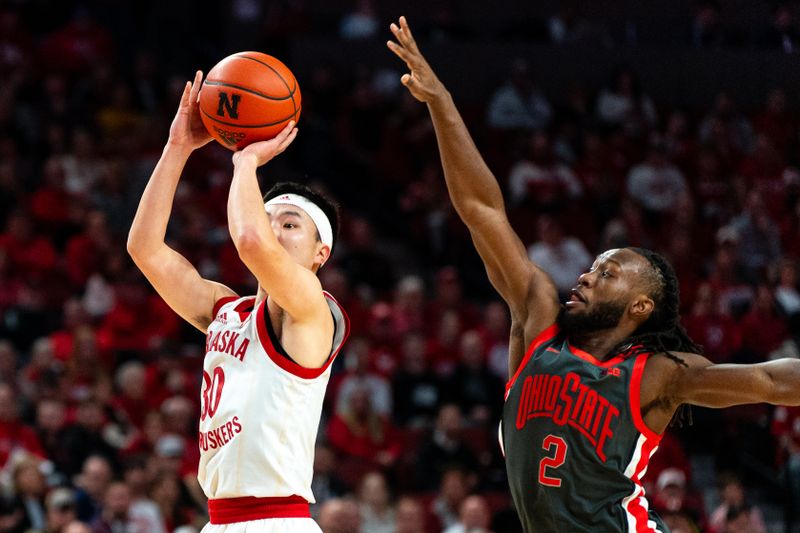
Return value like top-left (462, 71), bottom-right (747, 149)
top-left (558, 300), bottom-right (626, 336)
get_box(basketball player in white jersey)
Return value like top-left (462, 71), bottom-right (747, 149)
top-left (127, 71), bottom-right (349, 532)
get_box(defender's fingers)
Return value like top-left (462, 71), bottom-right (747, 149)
top-left (279, 128), bottom-right (298, 151)
top-left (398, 16), bottom-right (420, 53)
top-left (387, 40), bottom-right (412, 64)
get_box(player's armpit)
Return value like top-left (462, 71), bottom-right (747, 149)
top-left (669, 353), bottom-right (800, 408)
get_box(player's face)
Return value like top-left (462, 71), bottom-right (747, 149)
top-left (266, 204), bottom-right (329, 271)
top-left (562, 248), bottom-right (648, 330)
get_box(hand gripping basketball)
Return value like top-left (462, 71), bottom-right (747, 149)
top-left (168, 70), bottom-right (213, 152)
top-left (387, 16), bottom-right (447, 103)
top-left (232, 120), bottom-right (298, 168)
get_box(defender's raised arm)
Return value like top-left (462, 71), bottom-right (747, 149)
top-left (387, 17), bottom-right (559, 374)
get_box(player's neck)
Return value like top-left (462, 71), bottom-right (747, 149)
top-left (568, 329), bottom-right (634, 361)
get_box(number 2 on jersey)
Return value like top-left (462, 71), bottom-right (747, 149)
top-left (201, 367), bottom-right (225, 421)
top-left (538, 434), bottom-right (567, 487)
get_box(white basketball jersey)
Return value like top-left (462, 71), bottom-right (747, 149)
top-left (197, 293), bottom-right (349, 502)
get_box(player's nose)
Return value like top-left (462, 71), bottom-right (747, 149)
top-left (577, 271), bottom-right (593, 288)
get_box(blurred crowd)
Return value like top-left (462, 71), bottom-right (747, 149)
top-left (2, 1), bottom-right (800, 532)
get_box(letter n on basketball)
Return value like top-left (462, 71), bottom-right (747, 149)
top-left (217, 93), bottom-right (241, 119)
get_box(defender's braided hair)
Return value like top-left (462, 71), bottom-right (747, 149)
top-left (611, 248), bottom-right (703, 426)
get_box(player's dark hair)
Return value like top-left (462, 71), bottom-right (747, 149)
top-left (262, 182), bottom-right (340, 254)
top-left (612, 248), bottom-right (703, 426)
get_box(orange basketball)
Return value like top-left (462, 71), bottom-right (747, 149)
top-left (199, 52), bottom-right (301, 151)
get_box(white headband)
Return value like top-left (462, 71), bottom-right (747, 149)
top-left (264, 193), bottom-right (334, 248)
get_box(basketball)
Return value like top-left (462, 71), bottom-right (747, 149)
top-left (199, 52), bottom-right (301, 151)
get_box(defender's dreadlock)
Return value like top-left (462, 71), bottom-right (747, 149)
top-left (611, 247), bottom-right (703, 426)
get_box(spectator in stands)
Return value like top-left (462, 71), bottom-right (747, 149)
top-left (739, 284), bottom-right (787, 359)
top-left (444, 330), bottom-right (503, 424)
top-left (111, 361), bottom-right (149, 429)
top-left (651, 468), bottom-right (706, 528)
top-left (339, 0), bottom-right (379, 40)
top-left (392, 332), bottom-right (441, 426)
top-left (73, 456), bottom-right (112, 523)
top-left (0, 384), bottom-right (44, 470)
top-left (698, 92), bottom-right (754, 155)
top-left (527, 215), bottom-right (592, 297)
top-left (394, 496), bottom-right (425, 533)
top-left (41, 487), bottom-right (79, 533)
top-left (708, 472), bottom-right (766, 533)
top-left (753, 88), bottom-right (796, 153)
top-left (480, 302), bottom-right (511, 380)
top-left (430, 467), bottom-right (473, 531)
top-left (90, 481), bottom-right (145, 533)
top-left (685, 282), bottom-right (741, 363)
top-left (311, 444), bottom-right (348, 509)
top-left (327, 387), bottom-right (402, 468)
top-left (7, 457), bottom-right (48, 531)
top-left (507, 131), bottom-right (583, 209)
top-left (486, 58), bottom-right (552, 131)
top-left (689, 0), bottom-right (725, 48)
top-left (390, 275), bottom-right (426, 336)
top-left (444, 494), bottom-right (493, 533)
top-left (59, 400), bottom-right (116, 477)
top-left (357, 471), bottom-right (394, 533)
top-left (334, 336), bottom-right (392, 417)
top-left (626, 138), bottom-right (688, 222)
top-left (772, 403), bottom-right (800, 525)
top-left (595, 67), bottom-right (657, 130)
top-left (317, 497), bottom-right (362, 533)
top-left (730, 190), bottom-right (782, 277)
top-left (758, 3), bottom-right (800, 53)
top-left (64, 521), bottom-right (92, 533)
top-left (122, 459), bottom-right (165, 533)
top-left (416, 405), bottom-right (479, 490)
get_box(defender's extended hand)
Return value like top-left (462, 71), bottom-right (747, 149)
top-left (232, 121), bottom-right (297, 167)
top-left (386, 16), bottom-right (447, 103)
top-left (168, 70), bottom-right (213, 152)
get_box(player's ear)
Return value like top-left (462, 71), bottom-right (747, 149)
top-left (630, 295), bottom-right (654, 321)
top-left (315, 243), bottom-right (331, 271)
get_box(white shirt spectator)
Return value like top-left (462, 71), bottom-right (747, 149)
top-left (627, 159), bottom-right (688, 212)
top-left (528, 238), bottom-right (593, 294)
top-left (508, 160), bottom-right (582, 206)
top-left (487, 84), bottom-right (552, 130)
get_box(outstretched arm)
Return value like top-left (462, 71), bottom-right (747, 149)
top-left (127, 71), bottom-right (236, 333)
top-left (671, 353), bottom-right (800, 408)
top-left (387, 17), bottom-right (559, 337)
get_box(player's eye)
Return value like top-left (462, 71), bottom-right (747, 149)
top-left (601, 270), bottom-right (610, 278)
top-left (283, 223), bottom-right (296, 229)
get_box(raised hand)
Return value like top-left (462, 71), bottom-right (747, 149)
top-left (386, 16), bottom-right (447, 103)
top-left (168, 70), bottom-right (213, 152)
top-left (232, 121), bottom-right (298, 167)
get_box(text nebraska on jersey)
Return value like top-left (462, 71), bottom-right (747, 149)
top-left (205, 329), bottom-right (250, 361)
top-left (515, 372), bottom-right (620, 461)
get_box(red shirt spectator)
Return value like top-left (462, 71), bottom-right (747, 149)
top-left (327, 387), bottom-right (402, 467)
top-left (739, 285), bottom-right (788, 357)
top-left (0, 211), bottom-right (57, 278)
top-left (685, 283), bottom-right (741, 363)
top-left (65, 211), bottom-right (112, 287)
top-left (0, 384), bottom-right (45, 468)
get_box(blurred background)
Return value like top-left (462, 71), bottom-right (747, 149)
top-left (2, 0), bottom-right (800, 532)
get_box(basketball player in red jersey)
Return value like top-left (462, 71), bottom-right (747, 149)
top-left (128, 71), bottom-right (349, 532)
top-left (388, 17), bottom-right (800, 532)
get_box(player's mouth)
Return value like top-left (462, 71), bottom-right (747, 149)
top-left (566, 288), bottom-right (587, 307)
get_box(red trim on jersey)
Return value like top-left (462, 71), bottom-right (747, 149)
top-left (254, 292), bottom-right (350, 380)
top-left (212, 296), bottom-right (239, 318)
top-left (505, 324), bottom-right (559, 399)
top-left (625, 436), bottom-right (660, 532)
top-left (208, 495), bottom-right (310, 524)
top-left (566, 343), bottom-right (626, 368)
top-left (629, 354), bottom-right (663, 442)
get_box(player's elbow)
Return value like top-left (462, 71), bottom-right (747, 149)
top-left (232, 228), bottom-right (274, 261)
top-left (768, 360), bottom-right (800, 405)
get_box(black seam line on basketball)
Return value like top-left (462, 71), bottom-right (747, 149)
top-left (200, 108), bottom-right (296, 128)
top-left (233, 53), bottom-right (298, 95)
top-left (233, 54), bottom-right (298, 117)
top-left (203, 80), bottom-right (293, 101)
